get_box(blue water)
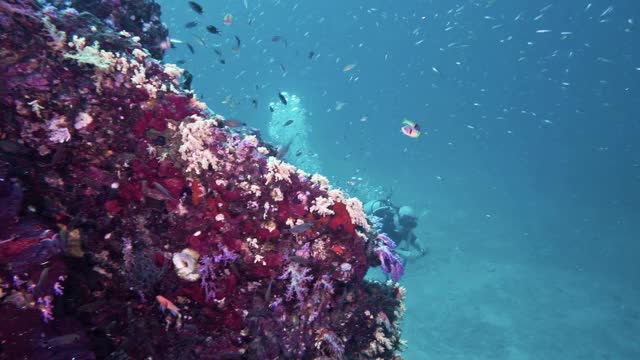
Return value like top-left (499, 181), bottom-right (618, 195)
top-left (158, 0), bottom-right (640, 358)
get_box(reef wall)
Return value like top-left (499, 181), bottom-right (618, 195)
top-left (0, 1), bottom-right (405, 358)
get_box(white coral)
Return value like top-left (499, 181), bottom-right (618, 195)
top-left (43, 16), bottom-right (67, 51)
top-left (74, 111), bottom-right (93, 130)
top-left (249, 184), bottom-right (261, 197)
top-left (178, 119), bottom-right (219, 174)
top-left (345, 197), bottom-right (370, 232)
top-left (310, 173), bottom-right (330, 191)
top-left (131, 66), bottom-right (147, 86)
top-left (271, 187), bottom-right (284, 202)
top-left (264, 157), bottom-right (296, 185)
top-left (172, 248), bottom-right (201, 281)
top-left (163, 63), bottom-right (184, 79)
top-left (132, 48), bottom-right (147, 61)
top-left (242, 135), bottom-right (259, 147)
top-left (327, 188), bottom-right (345, 203)
top-left (28, 100), bottom-right (44, 118)
top-left (374, 328), bottom-right (394, 350)
top-left (63, 40), bottom-right (115, 71)
top-left (47, 114), bottom-right (70, 143)
top-left (310, 196), bottom-right (335, 216)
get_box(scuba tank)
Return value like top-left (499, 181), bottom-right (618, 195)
top-left (363, 199), bottom-right (399, 218)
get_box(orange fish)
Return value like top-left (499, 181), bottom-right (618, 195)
top-left (156, 295), bottom-right (181, 318)
top-left (191, 179), bottom-right (204, 206)
top-left (401, 118), bottom-right (421, 138)
top-left (331, 244), bottom-right (345, 255)
top-left (223, 13), bottom-right (233, 26)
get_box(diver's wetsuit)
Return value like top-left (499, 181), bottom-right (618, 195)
top-left (365, 199), bottom-right (423, 257)
top-left (366, 200), bottom-right (404, 244)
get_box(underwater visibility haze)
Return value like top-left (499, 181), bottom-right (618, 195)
top-left (0, 0), bottom-right (639, 359)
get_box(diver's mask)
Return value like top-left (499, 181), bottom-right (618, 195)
top-left (396, 206), bottom-right (417, 230)
top-left (399, 215), bottom-right (417, 230)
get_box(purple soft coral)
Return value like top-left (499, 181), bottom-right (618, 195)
top-left (198, 255), bottom-right (218, 302)
top-left (279, 262), bottom-right (314, 303)
top-left (213, 244), bottom-right (239, 264)
top-left (374, 233), bottom-right (404, 282)
top-left (37, 296), bottom-right (55, 323)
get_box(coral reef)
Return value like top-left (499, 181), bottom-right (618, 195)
top-left (0, 0), bottom-right (405, 358)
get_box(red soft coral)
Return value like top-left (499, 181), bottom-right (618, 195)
top-left (328, 202), bottom-right (355, 235)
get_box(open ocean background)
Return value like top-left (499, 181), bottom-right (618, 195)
top-left (157, 0), bottom-right (639, 358)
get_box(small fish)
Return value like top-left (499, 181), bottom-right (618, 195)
top-left (539, 4), bottom-right (553, 12)
top-left (219, 58), bottom-right (226, 64)
top-left (377, 311), bottom-right (392, 332)
top-left (185, 21), bottom-right (198, 28)
top-left (276, 140), bottom-right (292, 159)
top-left (283, 119), bottom-right (293, 126)
top-left (186, 43), bottom-right (195, 54)
top-left (265, 278), bottom-right (274, 303)
top-left (223, 119), bottom-right (246, 128)
top-left (193, 35), bottom-right (206, 46)
top-left (295, 150), bottom-right (303, 157)
top-left (308, 51), bottom-right (315, 59)
top-left (401, 118), bottom-right (421, 138)
top-left (34, 267), bottom-right (50, 296)
top-left (183, 70), bottom-right (193, 90)
top-left (289, 220), bottom-right (316, 234)
top-left (224, 13), bottom-right (233, 26)
top-left (222, 96), bottom-right (233, 107)
top-left (40, 333), bottom-right (82, 348)
top-left (343, 63), bottom-right (357, 72)
top-left (142, 180), bottom-right (177, 201)
top-left (288, 255), bottom-right (312, 265)
top-left (188, 1), bottom-right (203, 14)
top-left (279, 63), bottom-right (287, 73)
top-left (600, 5), bottom-right (614, 17)
top-left (206, 25), bottom-right (221, 34)
top-left (214, 48), bottom-right (222, 57)
top-left (269, 35), bottom-right (288, 46)
top-left (278, 92), bottom-right (287, 105)
top-left (176, 59), bottom-right (186, 65)
top-left (156, 295), bottom-right (181, 318)
top-left (269, 105), bottom-right (274, 112)
top-left (251, 99), bottom-right (258, 109)
top-left (232, 35), bottom-right (241, 51)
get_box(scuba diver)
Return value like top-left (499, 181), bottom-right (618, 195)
top-left (364, 199), bottom-right (427, 260)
